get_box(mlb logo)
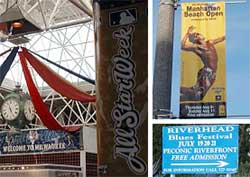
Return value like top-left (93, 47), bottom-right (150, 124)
top-left (109, 8), bottom-right (137, 27)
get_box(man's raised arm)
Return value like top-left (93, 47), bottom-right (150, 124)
top-left (181, 26), bottom-right (196, 51)
top-left (212, 36), bottom-right (225, 45)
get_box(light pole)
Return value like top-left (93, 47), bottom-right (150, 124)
top-left (153, 0), bottom-right (177, 119)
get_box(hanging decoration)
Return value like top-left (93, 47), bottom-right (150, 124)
top-left (19, 51), bottom-right (80, 132)
top-left (0, 47), bottom-right (95, 132)
top-left (179, 2), bottom-right (226, 118)
top-left (22, 48), bottom-right (95, 102)
top-left (0, 47), bottom-right (18, 85)
top-left (28, 49), bottom-right (95, 85)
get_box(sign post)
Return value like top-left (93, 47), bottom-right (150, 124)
top-left (153, 0), bottom-right (176, 118)
top-left (162, 125), bottom-right (239, 175)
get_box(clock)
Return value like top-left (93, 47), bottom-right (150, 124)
top-left (24, 100), bottom-right (35, 121)
top-left (1, 97), bottom-right (21, 121)
top-left (0, 85), bottom-right (37, 129)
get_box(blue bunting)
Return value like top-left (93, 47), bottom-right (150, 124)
top-left (0, 47), bottom-right (19, 86)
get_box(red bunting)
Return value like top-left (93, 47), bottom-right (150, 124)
top-left (21, 47), bottom-right (95, 103)
top-left (19, 52), bottom-right (80, 132)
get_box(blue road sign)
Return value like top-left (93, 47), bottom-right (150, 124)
top-left (162, 125), bottom-right (239, 174)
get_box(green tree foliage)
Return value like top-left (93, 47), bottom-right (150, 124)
top-left (153, 124), bottom-right (163, 162)
top-left (239, 124), bottom-right (250, 164)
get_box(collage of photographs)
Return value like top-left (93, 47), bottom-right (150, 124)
top-left (0, 0), bottom-right (249, 177)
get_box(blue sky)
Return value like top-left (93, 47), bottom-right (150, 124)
top-left (153, 0), bottom-right (250, 118)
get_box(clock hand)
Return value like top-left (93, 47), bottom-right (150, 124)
top-left (8, 105), bottom-right (12, 113)
top-left (9, 105), bottom-right (15, 114)
top-left (28, 107), bottom-right (32, 115)
top-left (8, 106), bottom-right (15, 118)
top-left (6, 102), bottom-right (14, 113)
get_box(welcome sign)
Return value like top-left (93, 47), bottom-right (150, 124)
top-left (0, 129), bottom-right (80, 155)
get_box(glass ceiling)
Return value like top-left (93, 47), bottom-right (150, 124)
top-left (0, 1), bottom-right (96, 128)
top-left (0, 0), bottom-right (92, 30)
top-left (0, 0), bottom-right (95, 90)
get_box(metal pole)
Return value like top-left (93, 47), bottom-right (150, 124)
top-left (221, 0), bottom-right (246, 4)
top-left (49, 18), bottom-right (92, 30)
top-left (68, 0), bottom-right (93, 17)
top-left (176, 0), bottom-right (247, 6)
top-left (153, 0), bottom-right (176, 118)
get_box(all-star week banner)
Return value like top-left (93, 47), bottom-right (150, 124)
top-left (180, 2), bottom-right (227, 118)
top-left (94, 0), bottom-right (148, 176)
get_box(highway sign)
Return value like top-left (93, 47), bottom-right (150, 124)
top-left (162, 125), bottom-right (239, 174)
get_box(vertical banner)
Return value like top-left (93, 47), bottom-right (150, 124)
top-left (94, 1), bottom-right (148, 177)
top-left (180, 2), bottom-right (226, 118)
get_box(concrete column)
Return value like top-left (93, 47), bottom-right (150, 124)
top-left (80, 151), bottom-right (86, 177)
top-left (153, 0), bottom-right (176, 118)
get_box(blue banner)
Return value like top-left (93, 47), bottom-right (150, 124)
top-left (0, 47), bottom-right (18, 86)
top-left (0, 129), bottom-right (80, 155)
top-left (162, 125), bottom-right (239, 174)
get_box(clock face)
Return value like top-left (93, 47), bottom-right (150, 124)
top-left (1, 98), bottom-right (20, 121)
top-left (24, 100), bottom-right (35, 121)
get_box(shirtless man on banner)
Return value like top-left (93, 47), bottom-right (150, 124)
top-left (180, 26), bottom-right (225, 101)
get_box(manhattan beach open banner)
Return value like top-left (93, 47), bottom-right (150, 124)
top-left (180, 2), bottom-right (226, 118)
